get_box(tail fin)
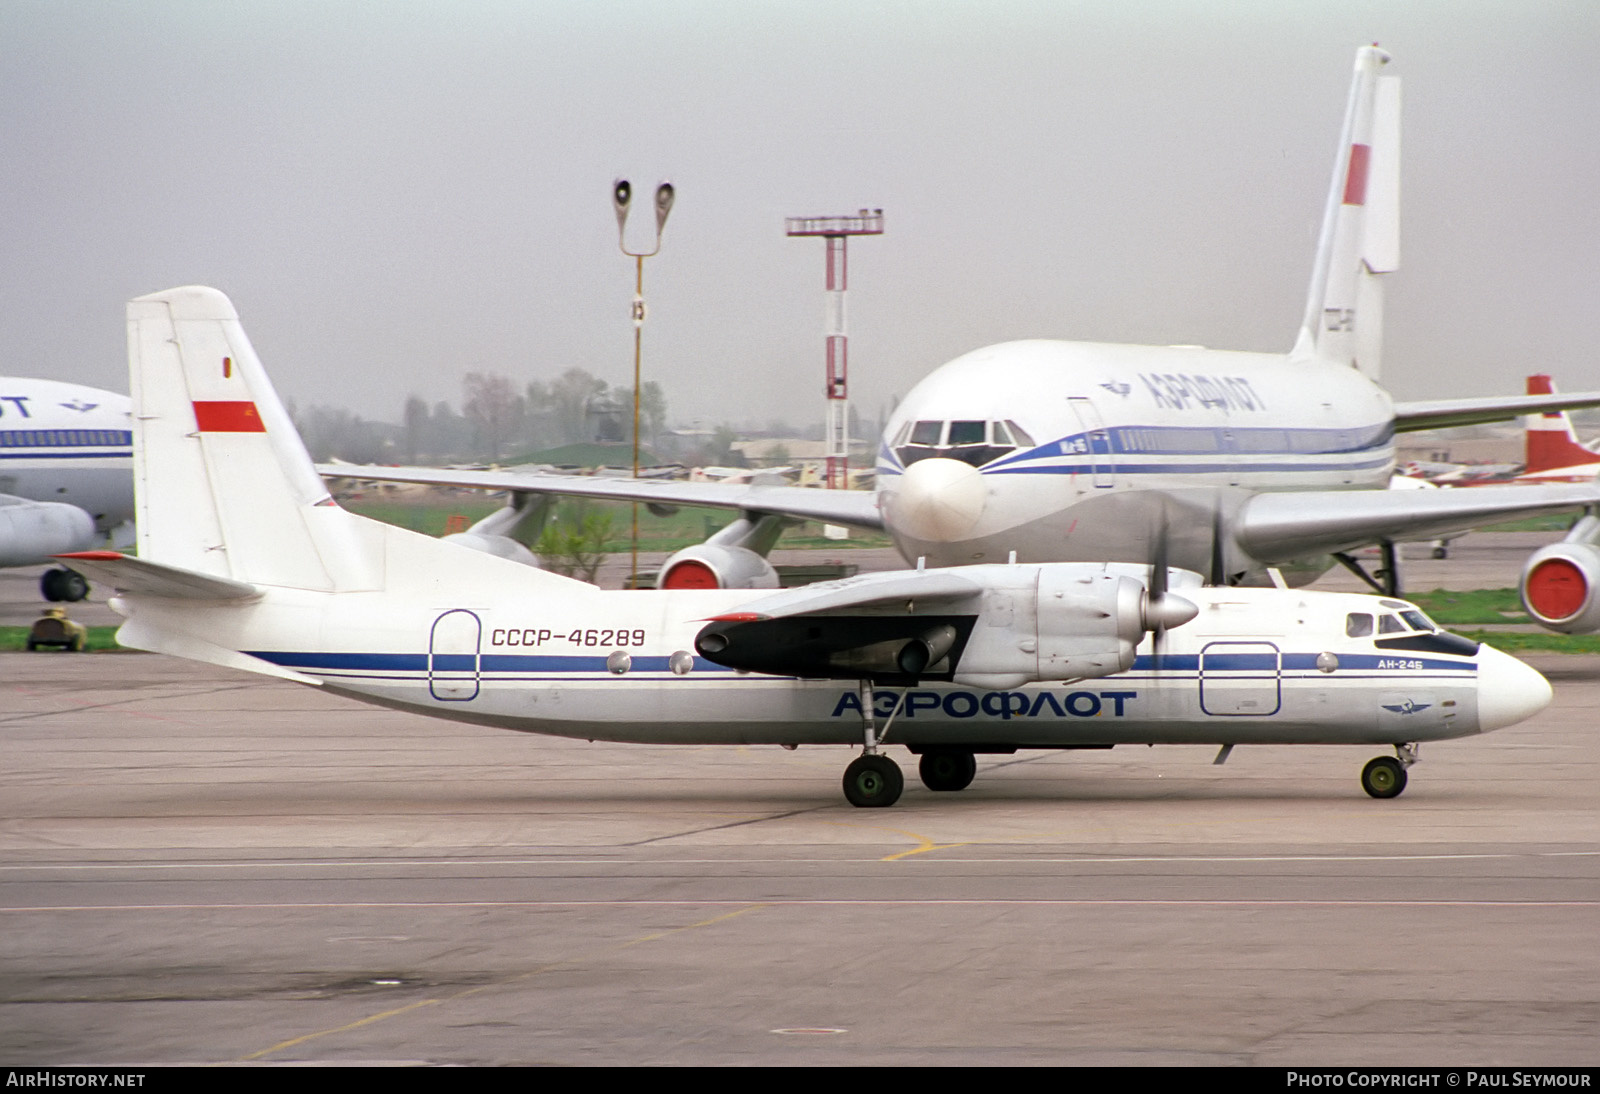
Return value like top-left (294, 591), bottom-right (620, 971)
top-left (1293, 46), bottom-right (1400, 379)
top-left (1524, 374), bottom-right (1598, 474)
top-left (128, 286), bottom-right (383, 590)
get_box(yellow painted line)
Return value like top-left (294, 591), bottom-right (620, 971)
top-left (241, 998), bottom-right (443, 1060)
top-left (239, 903), bottom-right (767, 1062)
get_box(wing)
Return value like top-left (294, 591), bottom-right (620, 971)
top-left (1393, 391), bottom-right (1600, 432)
top-left (1237, 482), bottom-right (1600, 560)
top-left (318, 463), bottom-right (884, 531)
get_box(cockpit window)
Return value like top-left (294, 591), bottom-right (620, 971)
top-left (1345, 613), bottom-right (1374, 638)
top-left (1400, 610), bottom-right (1436, 632)
top-left (947, 420), bottom-right (986, 446)
top-left (1006, 420), bottom-right (1035, 447)
top-left (894, 418), bottom-right (1033, 468)
top-left (1378, 614), bottom-right (1406, 634)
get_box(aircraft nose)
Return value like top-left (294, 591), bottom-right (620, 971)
top-left (886, 457), bottom-right (986, 542)
top-left (1475, 644), bottom-right (1553, 732)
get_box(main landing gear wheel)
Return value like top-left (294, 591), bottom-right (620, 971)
top-left (1361, 756), bottom-right (1408, 799)
top-left (40, 568), bottom-right (89, 603)
top-left (843, 754), bottom-right (904, 808)
top-left (918, 749), bottom-right (977, 792)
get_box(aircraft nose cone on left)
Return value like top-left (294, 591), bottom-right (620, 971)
top-left (1475, 644), bottom-right (1553, 732)
top-left (883, 457), bottom-right (987, 543)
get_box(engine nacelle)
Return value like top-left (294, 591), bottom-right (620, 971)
top-left (0, 499), bottom-right (95, 566)
top-left (955, 570), bottom-right (1149, 688)
top-left (1521, 541), bottom-right (1600, 634)
top-left (658, 544), bottom-right (780, 590)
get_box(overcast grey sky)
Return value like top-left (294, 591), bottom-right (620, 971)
top-left (4, 1), bottom-right (1598, 428)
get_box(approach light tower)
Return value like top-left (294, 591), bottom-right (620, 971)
top-left (785, 208), bottom-right (883, 489)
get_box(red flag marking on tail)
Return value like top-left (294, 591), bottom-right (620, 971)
top-left (193, 401), bottom-right (266, 432)
top-left (1342, 144), bottom-right (1371, 205)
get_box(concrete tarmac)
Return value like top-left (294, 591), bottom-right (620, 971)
top-left (3, 533), bottom-right (1598, 1065)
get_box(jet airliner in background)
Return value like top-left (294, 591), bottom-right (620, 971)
top-left (1, 377), bottom-right (133, 600)
top-left (327, 47), bottom-right (1600, 636)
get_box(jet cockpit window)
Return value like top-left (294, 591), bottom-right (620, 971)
top-left (1345, 613), bottom-right (1373, 638)
top-left (1006, 420), bottom-right (1035, 447)
top-left (947, 420), bottom-right (986, 446)
top-left (895, 419), bottom-right (1025, 468)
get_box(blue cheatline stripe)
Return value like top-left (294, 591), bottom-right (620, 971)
top-left (1130, 653), bottom-right (1474, 673)
top-left (248, 650), bottom-right (1474, 679)
top-left (245, 650), bottom-right (722, 675)
top-left (0, 451), bottom-right (133, 460)
top-left (986, 456), bottom-right (1392, 476)
top-left (986, 422), bottom-right (1395, 469)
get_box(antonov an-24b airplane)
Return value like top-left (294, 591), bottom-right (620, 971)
top-left (62, 285), bottom-right (1552, 807)
top-left (326, 47), bottom-right (1600, 639)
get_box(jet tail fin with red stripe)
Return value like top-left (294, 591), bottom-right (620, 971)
top-left (1293, 46), bottom-right (1399, 380)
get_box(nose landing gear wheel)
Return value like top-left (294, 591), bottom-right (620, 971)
top-left (1361, 755), bottom-right (1408, 799)
top-left (918, 749), bottom-right (977, 792)
top-left (843, 754), bottom-right (904, 808)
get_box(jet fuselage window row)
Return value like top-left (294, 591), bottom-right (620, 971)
top-left (1115, 423), bottom-right (1393, 456)
top-left (0, 429), bottom-right (133, 448)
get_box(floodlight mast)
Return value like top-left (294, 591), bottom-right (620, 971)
top-left (613, 179), bottom-right (675, 586)
top-left (785, 210), bottom-right (883, 489)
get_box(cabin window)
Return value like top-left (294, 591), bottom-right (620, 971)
top-left (1345, 613), bottom-right (1373, 638)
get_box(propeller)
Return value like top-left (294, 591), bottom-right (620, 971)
top-left (1143, 501), bottom-right (1199, 662)
top-left (1208, 492), bottom-right (1227, 586)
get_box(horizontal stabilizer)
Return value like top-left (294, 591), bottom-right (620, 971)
top-left (712, 568), bottom-right (984, 620)
top-left (55, 551), bottom-right (261, 600)
top-left (319, 463), bottom-right (886, 531)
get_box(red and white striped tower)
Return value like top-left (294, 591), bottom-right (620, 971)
top-left (785, 209), bottom-right (883, 489)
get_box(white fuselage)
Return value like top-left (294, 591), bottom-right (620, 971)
top-left (874, 342), bottom-right (1395, 574)
top-left (112, 571), bottom-right (1535, 750)
top-left (0, 378), bottom-right (134, 532)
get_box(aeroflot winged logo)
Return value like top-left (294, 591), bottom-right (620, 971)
top-left (1381, 699), bottom-right (1431, 716)
top-left (59, 398), bottom-right (99, 413)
